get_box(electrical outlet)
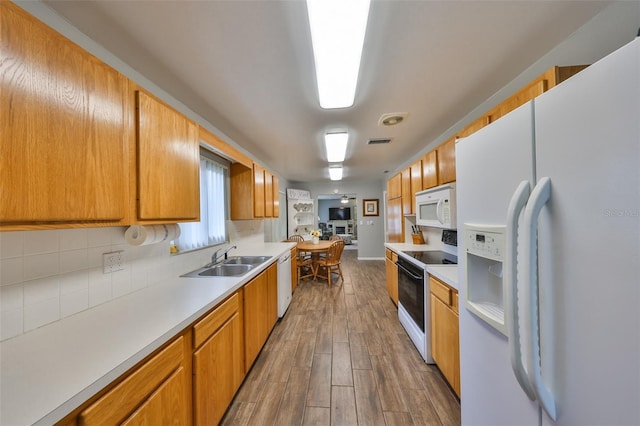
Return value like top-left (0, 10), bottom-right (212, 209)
top-left (103, 251), bottom-right (124, 274)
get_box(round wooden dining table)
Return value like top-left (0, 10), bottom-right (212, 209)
top-left (296, 240), bottom-right (332, 252)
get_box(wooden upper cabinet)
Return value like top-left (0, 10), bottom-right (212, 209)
top-left (272, 175), bottom-right (280, 217)
top-left (401, 168), bottom-right (412, 216)
top-left (135, 90), bottom-right (199, 221)
top-left (264, 169), bottom-right (274, 218)
top-left (421, 150), bottom-right (438, 189)
top-left (387, 173), bottom-right (402, 200)
top-left (1, 3), bottom-right (130, 228)
top-left (386, 197), bottom-right (403, 243)
top-left (230, 162), bottom-right (277, 220)
top-left (252, 163), bottom-right (266, 218)
top-left (409, 160), bottom-right (422, 214)
top-left (437, 137), bottom-right (456, 184)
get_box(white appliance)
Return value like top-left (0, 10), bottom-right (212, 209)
top-left (456, 38), bottom-right (639, 425)
top-left (277, 252), bottom-right (292, 318)
top-left (415, 183), bottom-right (456, 229)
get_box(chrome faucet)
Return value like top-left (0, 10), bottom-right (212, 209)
top-left (207, 245), bottom-right (237, 267)
top-left (223, 245), bottom-right (237, 260)
top-left (207, 249), bottom-right (223, 267)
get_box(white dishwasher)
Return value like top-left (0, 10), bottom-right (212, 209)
top-left (277, 252), bottom-right (292, 318)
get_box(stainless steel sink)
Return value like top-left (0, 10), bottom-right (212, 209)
top-left (223, 256), bottom-right (272, 265)
top-left (180, 255), bottom-right (272, 278)
top-left (181, 263), bottom-right (254, 278)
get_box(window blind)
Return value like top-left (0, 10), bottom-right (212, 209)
top-left (176, 156), bottom-right (227, 251)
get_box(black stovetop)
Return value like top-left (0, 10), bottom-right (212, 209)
top-left (400, 250), bottom-right (458, 265)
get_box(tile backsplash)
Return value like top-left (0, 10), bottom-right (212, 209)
top-left (0, 222), bottom-right (260, 342)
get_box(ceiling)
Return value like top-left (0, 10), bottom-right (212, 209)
top-left (44, 0), bottom-right (611, 184)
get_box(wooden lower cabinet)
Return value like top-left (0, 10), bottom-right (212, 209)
top-left (58, 263), bottom-right (281, 426)
top-left (121, 367), bottom-right (188, 426)
top-left (385, 249), bottom-right (399, 305)
top-left (243, 263), bottom-right (278, 371)
top-left (429, 276), bottom-right (460, 397)
top-left (78, 336), bottom-right (190, 425)
top-left (193, 292), bottom-right (244, 426)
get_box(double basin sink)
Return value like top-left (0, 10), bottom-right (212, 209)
top-left (181, 256), bottom-right (272, 278)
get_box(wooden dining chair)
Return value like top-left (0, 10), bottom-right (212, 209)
top-left (314, 240), bottom-right (345, 287)
top-left (288, 236), bottom-right (314, 284)
top-left (329, 235), bottom-right (342, 241)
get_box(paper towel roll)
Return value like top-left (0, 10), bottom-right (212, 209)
top-left (125, 224), bottom-right (181, 246)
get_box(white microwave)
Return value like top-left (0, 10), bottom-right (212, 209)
top-left (415, 183), bottom-right (456, 229)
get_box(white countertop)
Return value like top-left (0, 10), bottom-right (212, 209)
top-left (0, 242), bottom-right (294, 426)
top-left (385, 242), bottom-right (459, 290)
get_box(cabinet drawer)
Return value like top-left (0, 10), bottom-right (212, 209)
top-left (79, 336), bottom-right (184, 425)
top-left (385, 249), bottom-right (398, 263)
top-left (452, 292), bottom-right (459, 314)
top-left (430, 277), bottom-right (451, 305)
top-left (193, 292), bottom-right (240, 349)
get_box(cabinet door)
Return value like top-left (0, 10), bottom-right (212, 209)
top-left (253, 163), bottom-right (265, 218)
top-left (385, 257), bottom-right (398, 305)
top-left (386, 197), bottom-right (403, 243)
top-left (437, 137), bottom-right (456, 184)
top-left (79, 336), bottom-right (187, 424)
top-left (121, 367), bottom-right (188, 426)
top-left (401, 167), bottom-right (412, 216)
top-left (409, 160), bottom-right (422, 214)
top-left (243, 272), bottom-right (269, 370)
top-left (421, 150), bottom-right (438, 189)
top-left (430, 293), bottom-right (460, 396)
top-left (136, 90), bottom-right (199, 221)
top-left (1, 3), bottom-right (129, 226)
top-left (266, 263), bottom-right (278, 329)
top-left (387, 173), bottom-right (402, 200)
top-left (265, 169), bottom-right (274, 217)
top-left (193, 312), bottom-right (244, 425)
top-left (273, 175), bottom-right (280, 217)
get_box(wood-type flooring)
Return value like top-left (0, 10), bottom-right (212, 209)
top-left (222, 250), bottom-right (461, 425)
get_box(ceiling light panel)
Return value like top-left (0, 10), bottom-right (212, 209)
top-left (325, 132), bottom-right (348, 163)
top-left (329, 165), bottom-right (343, 181)
top-left (307, 0), bottom-right (371, 109)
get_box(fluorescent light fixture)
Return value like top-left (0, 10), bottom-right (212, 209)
top-left (307, 0), bottom-right (371, 109)
top-left (325, 132), bottom-right (348, 162)
top-left (329, 165), bottom-right (343, 181)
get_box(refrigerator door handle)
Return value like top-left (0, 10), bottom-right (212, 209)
top-left (505, 180), bottom-right (536, 401)
top-left (523, 177), bottom-right (557, 420)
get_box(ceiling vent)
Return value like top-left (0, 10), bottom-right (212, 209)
top-left (367, 138), bottom-right (393, 145)
top-left (378, 112), bottom-right (408, 127)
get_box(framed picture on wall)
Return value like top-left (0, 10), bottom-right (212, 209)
top-left (363, 199), bottom-right (379, 216)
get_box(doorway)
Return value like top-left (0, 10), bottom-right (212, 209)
top-left (317, 193), bottom-right (357, 249)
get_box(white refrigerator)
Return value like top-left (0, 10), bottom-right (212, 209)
top-left (456, 38), bottom-right (639, 425)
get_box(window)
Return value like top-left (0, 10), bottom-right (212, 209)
top-left (175, 151), bottom-right (228, 251)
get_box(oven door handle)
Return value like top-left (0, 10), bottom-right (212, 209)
top-left (397, 263), bottom-right (423, 280)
